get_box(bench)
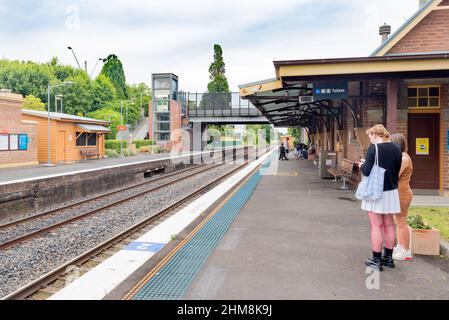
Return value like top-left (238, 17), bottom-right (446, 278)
top-left (327, 159), bottom-right (356, 190)
top-left (80, 148), bottom-right (100, 160)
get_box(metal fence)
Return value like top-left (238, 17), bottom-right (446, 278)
top-left (180, 92), bottom-right (263, 118)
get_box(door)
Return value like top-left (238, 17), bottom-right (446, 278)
top-left (57, 131), bottom-right (66, 163)
top-left (408, 114), bottom-right (440, 190)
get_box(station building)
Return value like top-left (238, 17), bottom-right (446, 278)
top-left (21, 110), bottom-right (111, 164)
top-left (240, 0), bottom-right (449, 195)
top-left (0, 91), bottom-right (38, 168)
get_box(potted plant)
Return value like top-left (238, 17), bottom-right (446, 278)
top-left (408, 215), bottom-right (440, 256)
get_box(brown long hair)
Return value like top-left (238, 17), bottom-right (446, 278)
top-left (390, 133), bottom-right (407, 153)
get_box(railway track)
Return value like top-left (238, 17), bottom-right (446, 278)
top-left (0, 163), bottom-right (220, 250)
top-left (0, 163), bottom-right (207, 230)
top-left (2, 148), bottom-right (270, 300)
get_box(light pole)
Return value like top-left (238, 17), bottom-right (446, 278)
top-left (89, 58), bottom-right (104, 78)
top-left (67, 46), bottom-right (82, 70)
top-left (44, 82), bottom-right (73, 167)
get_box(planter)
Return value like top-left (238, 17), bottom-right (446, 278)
top-left (409, 226), bottom-right (440, 256)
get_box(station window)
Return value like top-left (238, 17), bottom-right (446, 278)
top-left (408, 86), bottom-right (440, 108)
top-left (155, 132), bottom-right (170, 141)
top-left (76, 132), bottom-right (97, 147)
top-left (156, 113), bottom-right (170, 121)
top-left (156, 122), bottom-right (170, 131)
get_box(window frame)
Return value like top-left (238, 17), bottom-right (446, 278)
top-left (407, 85), bottom-right (441, 109)
top-left (76, 132), bottom-right (97, 148)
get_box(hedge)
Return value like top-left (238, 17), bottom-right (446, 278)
top-left (105, 140), bottom-right (128, 153)
top-left (134, 140), bottom-right (154, 149)
top-left (105, 149), bottom-right (119, 158)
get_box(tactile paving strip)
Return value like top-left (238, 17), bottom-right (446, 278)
top-left (125, 158), bottom-right (270, 300)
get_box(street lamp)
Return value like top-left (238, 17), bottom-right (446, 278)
top-left (67, 46), bottom-right (82, 70)
top-left (44, 81), bottom-right (73, 167)
top-left (89, 58), bottom-right (104, 78)
top-left (55, 94), bottom-right (64, 113)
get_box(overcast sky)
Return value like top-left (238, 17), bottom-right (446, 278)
top-left (0, 0), bottom-right (421, 92)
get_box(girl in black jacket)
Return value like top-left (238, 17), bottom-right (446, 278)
top-left (358, 125), bottom-right (402, 272)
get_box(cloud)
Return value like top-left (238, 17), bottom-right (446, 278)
top-left (0, 0), bottom-right (423, 91)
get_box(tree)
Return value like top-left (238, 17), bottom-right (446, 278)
top-left (22, 94), bottom-right (46, 111)
top-left (207, 44), bottom-right (230, 93)
top-left (58, 72), bottom-right (92, 116)
top-left (100, 54), bottom-right (128, 99)
top-left (127, 83), bottom-right (152, 117)
top-left (88, 108), bottom-right (121, 139)
top-left (91, 74), bottom-right (118, 112)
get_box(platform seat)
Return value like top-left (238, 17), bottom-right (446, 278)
top-left (80, 148), bottom-right (100, 160)
top-left (327, 159), bottom-right (357, 190)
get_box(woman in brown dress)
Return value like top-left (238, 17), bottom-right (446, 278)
top-left (390, 133), bottom-right (414, 261)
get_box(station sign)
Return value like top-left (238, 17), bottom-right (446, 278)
top-left (313, 82), bottom-right (348, 100)
top-left (117, 125), bottom-right (127, 131)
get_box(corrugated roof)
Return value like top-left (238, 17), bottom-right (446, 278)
top-left (76, 123), bottom-right (112, 133)
top-left (22, 109), bottom-right (109, 125)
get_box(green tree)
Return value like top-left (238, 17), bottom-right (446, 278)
top-left (100, 54), bottom-right (128, 99)
top-left (88, 108), bottom-right (121, 139)
top-left (22, 94), bottom-right (46, 111)
top-left (0, 59), bottom-right (54, 103)
top-left (288, 128), bottom-right (302, 142)
top-left (207, 44), bottom-right (230, 93)
top-left (91, 74), bottom-right (118, 112)
top-left (127, 83), bottom-right (152, 117)
top-left (58, 72), bottom-right (92, 116)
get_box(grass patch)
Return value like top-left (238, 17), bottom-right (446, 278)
top-left (409, 207), bottom-right (449, 242)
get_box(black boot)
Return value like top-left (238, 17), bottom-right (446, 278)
top-left (381, 248), bottom-right (395, 268)
top-left (365, 251), bottom-right (384, 272)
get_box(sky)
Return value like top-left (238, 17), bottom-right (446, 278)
top-left (0, 0), bottom-right (421, 92)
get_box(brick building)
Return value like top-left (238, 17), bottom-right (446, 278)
top-left (240, 0), bottom-right (449, 195)
top-left (0, 91), bottom-right (38, 168)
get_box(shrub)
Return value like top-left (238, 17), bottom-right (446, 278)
top-left (150, 145), bottom-right (162, 154)
top-left (122, 149), bottom-right (130, 157)
top-left (105, 140), bottom-right (128, 153)
top-left (134, 140), bottom-right (154, 149)
top-left (408, 215), bottom-right (432, 230)
top-left (105, 149), bottom-right (119, 158)
top-left (128, 150), bottom-right (136, 156)
top-left (138, 146), bottom-right (151, 153)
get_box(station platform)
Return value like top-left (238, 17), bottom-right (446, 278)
top-left (0, 153), bottom-right (172, 185)
top-left (51, 151), bottom-right (449, 300)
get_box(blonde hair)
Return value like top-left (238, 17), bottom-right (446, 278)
top-left (366, 124), bottom-right (390, 140)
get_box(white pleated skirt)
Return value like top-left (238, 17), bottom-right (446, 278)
top-left (361, 189), bottom-right (401, 214)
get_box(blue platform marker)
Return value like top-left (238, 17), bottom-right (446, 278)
top-left (130, 158), bottom-right (271, 300)
top-left (124, 242), bottom-right (165, 253)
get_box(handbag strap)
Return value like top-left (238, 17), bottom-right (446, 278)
top-left (374, 144), bottom-right (379, 166)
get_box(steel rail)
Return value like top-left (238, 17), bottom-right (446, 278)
top-left (1, 147), bottom-right (270, 300)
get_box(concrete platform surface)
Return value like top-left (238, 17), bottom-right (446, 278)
top-left (0, 154), bottom-right (169, 183)
top-left (183, 159), bottom-right (449, 300)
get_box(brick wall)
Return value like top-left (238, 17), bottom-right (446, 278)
top-left (0, 93), bottom-right (38, 168)
top-left (442, 84), bottom-right (449, 193)
top-left (388, 7), bottom-right (449, 54)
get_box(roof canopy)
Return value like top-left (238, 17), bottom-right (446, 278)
top-left (76, 123), bottom-right (112, 133)
top-left (240, 53), bottom-right (449, 129)
top-left (22, 109), bottom-right (110, 125)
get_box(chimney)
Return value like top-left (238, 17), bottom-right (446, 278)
top-left (379, 23), bottom-right (391, 43)
top-left (419, 0), bottom-right (429, 7)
